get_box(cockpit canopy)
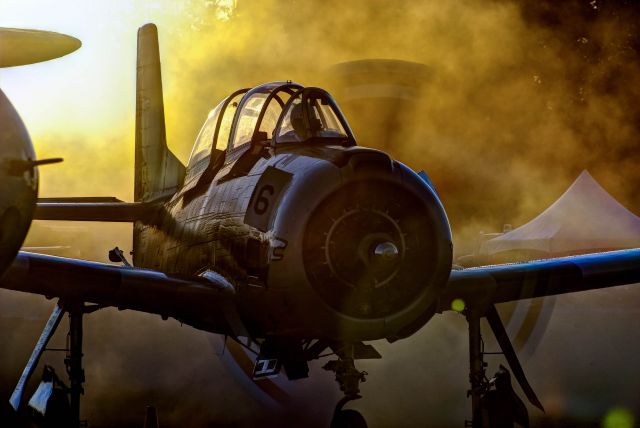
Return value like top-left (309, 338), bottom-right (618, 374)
top-left (275, 89), bottom-right (350, 144)
top-left (186, 82), bottom-right (355, 181)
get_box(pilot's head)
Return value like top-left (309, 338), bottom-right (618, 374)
top-left (290, 102), bottom-right (307, 140)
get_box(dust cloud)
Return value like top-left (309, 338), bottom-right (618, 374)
top-left (152, 0), bottom-right (640, 255)
top-left (1, 0), bottom-right (639, 427)
top-left (26, 0), bottom-right (640, 252)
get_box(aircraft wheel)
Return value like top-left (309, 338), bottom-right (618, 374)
top-left (330, 409), bottom-right (368, 428)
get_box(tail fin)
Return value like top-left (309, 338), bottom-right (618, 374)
top-left (133, 24), bottom-right (184, 268)
top-left (134, 23), bottom-right (185, 203)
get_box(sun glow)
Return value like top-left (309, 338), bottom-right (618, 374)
top-left (215, 0), bottom-right (237, 21)
top-left (0, 0), bottom-right (234, 198)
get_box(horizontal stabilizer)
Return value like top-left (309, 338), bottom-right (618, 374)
top-left (35, 198), bottom-right (155, 222)
top-left (38, 197), bottom-right (123, 203)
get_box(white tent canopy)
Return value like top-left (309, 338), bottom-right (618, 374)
top-left (482, 170), bottom-right (640, 256)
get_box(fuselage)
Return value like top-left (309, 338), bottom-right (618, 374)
top-left (133, 82), bottom-right (453, 343)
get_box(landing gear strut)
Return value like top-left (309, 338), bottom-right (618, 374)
top-left (466, 308), bottom-right (487, 428)
top-left (9, 300), bottom-right (99, 428)
top-left (66, 303), bottom-right (86, 428)
top-left (464, 305), bottom-right (544, 428)
top-left (323, 358), bottom-right (367, 398)
top-left (323, 344), bottom-right (370, 428)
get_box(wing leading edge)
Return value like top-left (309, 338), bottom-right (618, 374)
top-left (0, 251), bottom-right (242, 335)
top-left (440, 248), bottom-right (640, 312)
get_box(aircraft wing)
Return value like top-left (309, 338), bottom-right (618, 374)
top-left (440, 248), bottom-right (640, 312)
top-left (0, 251), bottom-right (241, 335)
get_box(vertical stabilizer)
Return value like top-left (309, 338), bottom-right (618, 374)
top-left (135, 23), bottom-right (185, 202)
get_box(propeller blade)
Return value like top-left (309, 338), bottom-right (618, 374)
top-left (485, 304), bottom-right (545, 412)
top-left (9, 302), bottom-right (65, 411)
top-left (0, 28), bottom-right (81, 68)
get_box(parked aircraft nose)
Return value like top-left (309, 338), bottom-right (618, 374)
top-left (0, 89), bottom-right (38, 274)
top-left (302, 170), bottom-right (452, 322)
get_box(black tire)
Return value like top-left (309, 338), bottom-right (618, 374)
top-left (330, 409), bottom-right (368, 428)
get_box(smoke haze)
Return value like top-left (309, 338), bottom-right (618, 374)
top-left (1, 0), bottom-right (639, 426)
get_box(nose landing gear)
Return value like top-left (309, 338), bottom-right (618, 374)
top-left (323, 343), bottom-right (379, 428)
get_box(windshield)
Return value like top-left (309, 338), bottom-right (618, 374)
top-left (308, 95), bottom-right (348, 139)
top-left (258, 96), bottom-right (284, 140)
top-left (277, 97), bottom-right (304, 143)
top-left (275, 91), bottom-right (348, 144)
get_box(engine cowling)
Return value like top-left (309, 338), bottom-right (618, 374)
top-left (265, 147), bottom-right (452, 342)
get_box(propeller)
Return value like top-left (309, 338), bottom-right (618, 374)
top-left (485, 304), bottom-right (545, 412)
top-left (0, 28), bottom-right (81, 68)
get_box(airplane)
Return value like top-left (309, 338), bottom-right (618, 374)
top-left (0, 28), bottom-right (79, 277)
top-left (2, 22), bottom-right (640, 428)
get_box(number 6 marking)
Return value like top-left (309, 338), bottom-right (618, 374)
top-left (254, 185), bottom-right (275, 215)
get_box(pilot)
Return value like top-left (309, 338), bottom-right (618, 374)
top-left (288, 102), bottom-right (308, 141)
top-left (280, 98), bottom-right (338, 142)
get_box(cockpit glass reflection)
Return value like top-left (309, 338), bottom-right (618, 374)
top-left (215, 92), bottom-right (243, 151)
top-left (276, 92), bottom-right (348, 144)
top-left (277, 97), bottom-right (304, 143)
top-left (188, 103), bottom-right (223, 168)
top-left (232, 92), bottom-right (268, 149)
top-left (309, 96), bottom-right (347, 139)
top-left (254, 88), bottom-right (292, 142)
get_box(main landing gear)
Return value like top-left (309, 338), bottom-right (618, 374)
top-left (464, 305), bottom-right (544, 428)
top-left (9, 300), bottom-right (100, 428)
top-left (317, 307), bottom-right (542, 428)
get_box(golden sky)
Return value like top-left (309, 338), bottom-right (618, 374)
top-left (0, 0), bottom-right (240, 198)
top-left (0, 0), bottom-right (527, 203)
